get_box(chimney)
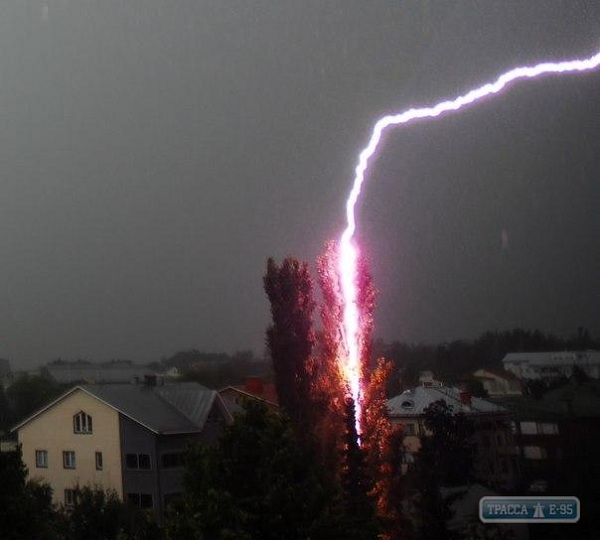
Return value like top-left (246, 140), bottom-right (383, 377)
top-left (244, 376), bottom-right (264, 396)
top-left (459, 390), bottom-right (472, 407)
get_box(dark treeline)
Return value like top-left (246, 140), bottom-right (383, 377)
top-left (163, 349), bottom-right (271, 389)
top-left (0, 376), bottom-right (69, 435)
top-left (375, 327), bottom-right (598, 394)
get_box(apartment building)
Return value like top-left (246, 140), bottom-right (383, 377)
top-left (12, 380), bottom-right (231, 517)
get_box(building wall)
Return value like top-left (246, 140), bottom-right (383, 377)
top-left (18, 388), bottom-right (122, 505)
top-left (390, 413), bottom-right (519, 490)
top-left (119, 416), bottom-right (206, 518)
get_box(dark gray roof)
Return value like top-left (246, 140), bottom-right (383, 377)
top-left (81, 382), bottom-right (219, 434)
top-left (387, 386), bottom-right (507, 417)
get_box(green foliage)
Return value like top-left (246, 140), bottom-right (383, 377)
top-left (168, 401), bottom-right (349, 540)
top-left (409, 400), bottom-right (474, 540)
top-left (0, 446), bottom-right (57, 539)
top-left (55, 485), bottom-right (162, 540)
top-left (420, 400), bottom-right (474, 486)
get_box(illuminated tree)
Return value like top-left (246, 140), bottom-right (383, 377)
top-left (362, 359), bottom-right (411, 539)
top-left (265, 246), bottom-right (409, 538)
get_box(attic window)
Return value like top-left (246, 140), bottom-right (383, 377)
top-left (73, 411), bottom-right (93, 434)
top-left (401, 400), bottom-right (414, 409)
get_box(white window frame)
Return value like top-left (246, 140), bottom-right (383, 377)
top-left (63, 450), bottom-right (76, 469)
top-left (73, 411), bottom-right (93, 434)
top-left (35, 449), bottom-right (48, 468)
top-left (95, 451), bottom-right (103, 470)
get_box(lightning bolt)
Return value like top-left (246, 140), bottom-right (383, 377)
top-left (339, 49), bottom-right (600, 435)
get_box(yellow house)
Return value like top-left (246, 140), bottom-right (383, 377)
top-left (12, 380), bottom-right (231, 515)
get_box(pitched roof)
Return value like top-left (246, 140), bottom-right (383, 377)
top-left (12, 382), bottom-right (229, 435)
top-left (473, 368), bottom-right (519, 381)
top-left (387, 386), bottom-right (507, 417)
top-left (220, 384), bottom-right (279, 406)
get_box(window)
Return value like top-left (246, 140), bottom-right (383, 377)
top-left (73, 411), bottom-right (93, 434)
top-left (95, 451), bottom-right (103, 470)
top-left (64, 489), bottom-right (76, 506)
top-left (127, 493), bottom-right (153, 509)
top-left (63, 450), bottom-right (76, 469)
top-left (161, 452), bottom-right (186, 469)
top-left (520, 421), bottom-right (537, 435)
top-left (539, 422), bottom-right (559, 435)
top-left (404, 423), bottom-right (416, 436)
top-left (520, 421), bottom-right (559, 435)
top-left (523, 445), bottom-right (547, 460)
top-left (35, 450), bottom-right (48, 468)
top-left (126, 453), bottom-right (151, 470)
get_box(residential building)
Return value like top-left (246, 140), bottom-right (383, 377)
top-left (219, 376), bottom-right (278, 415)
top-left (11, 380), bottom-right (231, 518)
top-left (472, 368), bottom-right (522, 397)
top-left (417, 370), bottom-right (443, 388)
top-left (387, 386), bottom-right (520, 490)
top-left (502, 350), bottom-right (600, 381)
top-left (497, 379), bottom-right (600, 492)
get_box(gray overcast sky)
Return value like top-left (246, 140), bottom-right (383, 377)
top-left (1, 1), bottom-right (599, 368)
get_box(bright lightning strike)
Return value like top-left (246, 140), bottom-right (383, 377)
top-left (339, 49), bottom-right (600, 435)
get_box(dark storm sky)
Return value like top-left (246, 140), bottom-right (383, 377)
top-left (1, 1), bottom-right (599, 368)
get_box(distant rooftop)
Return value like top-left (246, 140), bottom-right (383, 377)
top-left (503, 350), bottom-right (600, 366)
top-left (387, 386), bottom-right (507, 417)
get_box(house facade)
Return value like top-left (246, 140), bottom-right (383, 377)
top-left (388, 386), bottom-right (520, 490)
top-left (472, 368), bottom-right (522, 397)
top-left (12, 381), bottom-right (231, 517)
top-left (498, 379), bottom-right (600, 492)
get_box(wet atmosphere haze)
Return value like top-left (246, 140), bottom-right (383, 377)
top-left (1, 1), bottom-right (599, 367)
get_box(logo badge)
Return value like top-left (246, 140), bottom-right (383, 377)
top-left (480, 496), bottom-right (580, 523)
